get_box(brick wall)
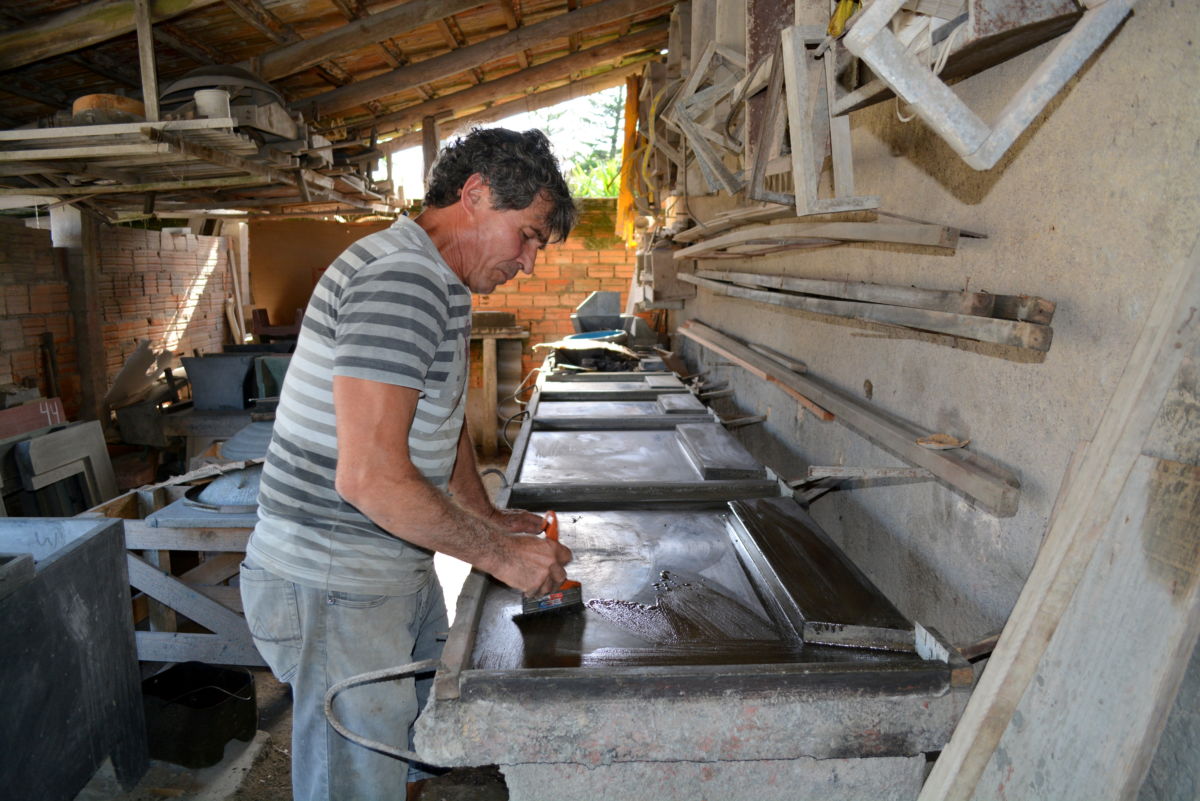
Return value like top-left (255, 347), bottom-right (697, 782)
top-left (0, 218), bottom-right (78, 415)
top-left (0, 221), bottom-right (231, 420)
top-left (471, 198), bottom-right (636, 377)
top-left (97, 227), bottom-right (230, 382)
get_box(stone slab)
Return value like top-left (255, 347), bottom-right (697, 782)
top-left (501, 756), bottom-right (926, 801)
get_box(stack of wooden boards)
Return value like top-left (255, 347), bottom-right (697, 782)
top-left (679, 268), bottom-right (1055, 353)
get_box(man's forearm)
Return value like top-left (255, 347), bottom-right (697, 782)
top-left (448, 425), bottom-right (496, 519)
top-left (345, 464), bottom-right (508, 574)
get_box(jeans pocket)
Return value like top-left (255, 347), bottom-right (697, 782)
top-left (326, 590), bottom-right (389, 609)
top-left (239, 562), bottom-right (303, 682)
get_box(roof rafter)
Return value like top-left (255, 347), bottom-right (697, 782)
top-left (302, 0), bottom-right (678, 115)
top-left (248, 0), bottom-right (487, 83)
top-left (362, 23), bottom-right (668, 138)
top-left (0, 0), bottom-right (224, 72)
top-left (382, 60), bottom-right (651, 155)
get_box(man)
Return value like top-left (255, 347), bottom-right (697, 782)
top-left (239, 127), bottom-right (577, 801)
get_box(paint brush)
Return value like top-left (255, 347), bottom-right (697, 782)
top-left (517, 511), bottom-right (583, 617)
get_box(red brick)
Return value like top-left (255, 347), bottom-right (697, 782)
top-left (588, 265), bottom-right (615, 278)
top-left (4, 286), bottom-right (30, 315)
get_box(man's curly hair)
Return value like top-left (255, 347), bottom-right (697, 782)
top-left (424, 127), bottom-right (577, 243)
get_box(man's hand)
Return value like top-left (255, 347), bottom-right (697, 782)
top-left (484, 531), bottom-right (573, 598)
top-left (487, 507), bottom-right (545, 534)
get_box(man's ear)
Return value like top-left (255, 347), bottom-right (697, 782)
top-left (460, 173), bottom-right (488, 217)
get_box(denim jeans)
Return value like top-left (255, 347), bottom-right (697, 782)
top-left (239, 558), bottom-right (447, 801)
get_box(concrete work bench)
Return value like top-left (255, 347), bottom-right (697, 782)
top-left (416, 365), bottom-right (972, 801)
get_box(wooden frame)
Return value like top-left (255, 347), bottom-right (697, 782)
top-left (678, 320), bottom-right (1021, 517)
top-left (81, 461), bottom-right (264, 667)
top-left (749, 28), bottom-right (879, 215)
top-left (672, 219), bottom-right (960, 258)
top-left (680, 272), bottom-right (1053, 352)
top-left (841, 0), bottom-right (1140, 170)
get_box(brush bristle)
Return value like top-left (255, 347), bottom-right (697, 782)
top-left (518, 585), bottom-right (584, 616)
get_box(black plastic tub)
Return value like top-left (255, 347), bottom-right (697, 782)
top-left (142, 661), bottom-right (257, 768)
top-left (181, 355), bottom-right (257, 410)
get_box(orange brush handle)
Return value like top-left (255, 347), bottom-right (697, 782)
top-left (541, 511), bottom-right (580, 590)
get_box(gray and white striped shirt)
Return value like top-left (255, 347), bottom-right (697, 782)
top-left (246, 216), bottom-right (471, 595)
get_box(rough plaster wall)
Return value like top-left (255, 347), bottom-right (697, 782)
top-left (676, 0), bottom-right (1199, 646)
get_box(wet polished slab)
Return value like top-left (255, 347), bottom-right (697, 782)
top-left (469, 509), bottom-right (926, 674)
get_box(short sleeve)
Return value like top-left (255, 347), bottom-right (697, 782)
top-left (333, 253), bottom-right (450, 392)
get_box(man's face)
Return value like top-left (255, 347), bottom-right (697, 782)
top-left (459, 187), bottom-right (553, 294)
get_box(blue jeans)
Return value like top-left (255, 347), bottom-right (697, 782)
top-left (239, 558), bottom-right (448, 801)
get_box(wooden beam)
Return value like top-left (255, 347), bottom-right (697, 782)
top-left (221, 0), bottom-right (300, 43)
top-left (302, 0), bottom-right (678, 115)
top-left (494, 0), bottom-right (531, 68)
top-left (966, 455), bottom-right (1200, 799)
top-left (674, 221), bottom-right (959, 258)
top-left (155, 22), bottom-right (223, 64)
top-left (678, 320), bottom-right (1022, 517)
top-left (0, 9), bottom-right (139, 89)
top-left (250, 0), bottom-right (487, 82)
top-left (422, 115), bottom-right (440, 182)
top-left (696, 269), bottom-right (997, 316)
top-left (69, 216), bottom-right (108, 422)
top-left (681, 273), bottom-right (1053, 352)
top-left (0, 176), bottom-right (268, 196)
top-left (380, 61), bottom-right (652, 154)
top-left (437, 17), bottom-right (486, 85)
top-left (369, 24), bottom-right (668, 136)
top-left (141, 127), bottom-right (333, 190)
top-left (0, 74), bottom-right (69, 110)
top-left (0, 0), bottom-right (223, 72)
top-left (133, 0), bottom-right (159, 122)
top-left (918, 233), bottom-right (1200, 801)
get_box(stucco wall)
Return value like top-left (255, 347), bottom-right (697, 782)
top-left (675, 0), bottom-right (1198, 645)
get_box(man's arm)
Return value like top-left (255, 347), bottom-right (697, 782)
top-left (448, 424), bottom-right (544, 533)
top-left (332, 375), bottom-right (570, 597)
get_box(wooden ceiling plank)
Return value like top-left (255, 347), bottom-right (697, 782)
top-left (566, 0), bottom-right (582, 52)
top-left (0, 0), bottom-right (224, 72)
top-left (367, 24), bottom-right (667, 136)
top-left (252, 0), bottom-right (488, 82)
top-left (0, 175), bottom-right (270, 196)
top-left (303, 0), bottom-right (678, 114)
top-left (1, 74), bottom-right (69, 110)
top-left (155, 22), bottom-right (223, 65)
top-left (328, 0), bottom-right (370, 19)
top-left (221, 0), bottom-right (301, 44)
top-left (436, 17), bottom-right (486, 85)
top-left (494, 0), bottom-right (532, 67)
top-left (381, 58), bottom-right (653, 154)
top-left (0, 8), bottom-right (141, 88)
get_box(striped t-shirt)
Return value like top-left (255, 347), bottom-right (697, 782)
top-left (246, 216), bottom-right (471, 595)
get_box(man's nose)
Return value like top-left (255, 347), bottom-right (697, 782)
top-left (520, 241), bottom-right (538, 274)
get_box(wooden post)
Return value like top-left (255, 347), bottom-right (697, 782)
top-left (66, 213), bottom-right (108, 422)
top-left (133, 0), bottom-right (159, 122)
top-left (422, 115), bottom-right (440, 183)
top-left (481, 336), bottom-right (498, 458)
